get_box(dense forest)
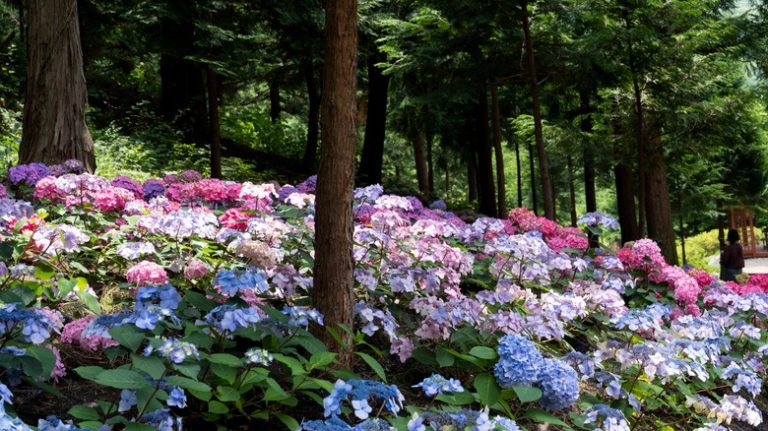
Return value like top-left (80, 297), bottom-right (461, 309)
top-left (2, 1), bottom-right (768, 430)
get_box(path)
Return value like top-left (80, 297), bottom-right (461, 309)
top-left (745, 258), bottom-right (768, 274)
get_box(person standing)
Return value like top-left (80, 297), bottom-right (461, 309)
top-left (720, 229), bottom-right (745, 281)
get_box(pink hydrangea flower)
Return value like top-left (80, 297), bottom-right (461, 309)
top-left (184, 259), bottom-right (210, 280)
top-left (126, 260), bottom-right (168, 285)
top-left (219, 208), bottom-right (251, 231)
top-left (61, 316), bottom-right (120, 351)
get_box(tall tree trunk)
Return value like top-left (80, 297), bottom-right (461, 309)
top-left (567, 156), bottom-right (577, 227)
top-left (412, 128), bottom-right (430, 197)
top-left (358, 53), bottom-right (389, 186)
top-left (427, 131), bottom-right (435, 193)
top-left (580, 89), bottom-right (598, 245)
top-left (520, 0), bottom-right (554, 220)
top-left (633, 76), bottom-right (647, 237)
top-left (679, 195), bottom-right (687, 265)
top-left (468, 157), bottom-right (478, 203)
top-left (644, 124), bottom-right (678, 264)
top-left (475, 92), bottom-right (496, 217)
top-left (269, 79), bottom-right (281, 124)
top-left (207, 66), bottom-right (222, 179)
top-left (491, 85), bottom-right (507, 216)
top-left (514, 133), bottom-right (523, 208)
top-left (312, 0), bottom-right (357, 365)
top-left (615, 161), bottom-right (639, 244)
top-left (528, 142), bottom-right (538, 214)
top-left (302, 61), bottom-right (321, 172)
top-left (717, 201), bottom-right (726, 250)
top-left (21, 0), bottom-right (95, 171)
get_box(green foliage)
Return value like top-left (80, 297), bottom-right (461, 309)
top-left (220, 102), bottom-right (306, 160)
top-left (677, 229), bottom-right (722, 272)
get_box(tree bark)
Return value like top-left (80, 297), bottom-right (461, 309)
top-left (207, 66), bottom-right (222, 179)
top-left (644, 125), bottom-right (678, 264)
top-left (412, 128), bottom-right (430, 197)
top-left (514, 133), bottom-right (523, 208)
top-left (475, 92), bottom-right (496, 217)
top-left (312, 0), bottom-right (358, 365)
top-left (21, 0), bottom-right (95, 172)
top-left (468, 156), bottom-right (478, 203)
top-left (529, 142), bottom-right (538, 214)
top-left (358, 53), bottom-right (389, 186)
top-left (567, 156), bottom-right (577, 227)
top-left (491, 85), bottom-right (507, 216)
top-left (302, 60), bottom-right (321, 172)
top-left (615, 161), bottom-right (639, 244)
top-left (520, 0), bottom-right (554, 220)
top-left (427, 131), bottom-right (434, 193)
top-left (580, 89), bottom-right (598, 245)
top-left (633, 76), bottom-right (647, 237)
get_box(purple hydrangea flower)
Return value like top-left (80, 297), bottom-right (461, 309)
top-left (493, 334), bottom-right (543, 388)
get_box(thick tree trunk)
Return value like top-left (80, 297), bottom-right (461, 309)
top-left (475, 92), bottom-right (496, 217)
top-left (567, 156), bottom-right (577, 227)
top-left (312, 0), bottom-right (357, 365)
top-left (520, 0), bottom-right (554, 220)
top-left (302, 61), bottom-right (321, 172)
top-left (21, 0), bottom-right (95, 171)
top-left (358, 53), bottom-right (389, 186)
top-left (491, 85), bottom-right (507, 216)
top-left (528, 142), bottom-right (538, 214)
top-left (207, 66), bottom-right (222, 179)
top-left (644, 127), bottom-right (678, 264)
top-left (633, 76), bottom-right (647, 237)
top-left (615, 161), bottom-right (639, 244)
top-left (412, 129), bottom-right (430, 197)
top-left (269, 79), bottom-right (281, 124)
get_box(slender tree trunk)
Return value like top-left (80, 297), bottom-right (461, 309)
top-left (207, 66), bottom-right (222, 179)
top-left (717, 202), bottom-right (726, 250)
top-left (520, 0), bottom-right (554, 219)
top-left (269, 79), bottom-right (281, 124)
top-left (679, 196), bottom-right (687, 265)
top-left (567, 156), bottom-right (577, 227)
top-left (21, 0), bottom-right (95, 171)
top-left (580, 89), bottom-right (598, 245)
top-left (468, 157), bottom-right (478, 203)
top-left (644, 124), bottom-right (678, 264)
top-left (303, 61), bottom-right (321, 172)
top-left (633, 76), bottom-right (647, 237)
top-left (358, 53), bottom-right (389, 186)
top-left (491, 85), bottom-right (507, 216)
top-left (475, 92), bottom-right (496, 217)
top-left (312, 0), bottom-right (357, 365)
top-left (615, 161), bottom-right (639, 244)
top-left (412, 128), bottom-right (430, 197)
top-left (528, 142), bottom-right (538, 214)
top-left (427, 131), bottom-right (435, 193)
top-left (514, 133), bottom-right (523, 208)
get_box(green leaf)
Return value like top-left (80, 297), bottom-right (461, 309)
top-left (109, 325), bottom-right (145, 352)
top-left (184, 291), bottom-right (218, 312)
top-left (172, 363), bottom-right (200, 379)
top-left (68, 405), bottom-right (100, 421)
top-left (273, 353), bottom-right (306, 376)
top-left (208, 400), bottom-right (229, 414)
top-left (125, 424), bottom-right (156, 431)
top-left (468, 346), bottom-right (497, 360)
top-left (307, 352), bottom-right (337, 371)
top-left (211, 363), bottom-right (238, 384)
top-left (216, 385), bottom-right (241, 402)
top-left (166, 375), bottom-right (212, 396)
top-left (275, 413), bottom-right (300, 431)
top-left (435, 391), bottom-right (475, 405)
top-left (75, 287), bottom-right (101, 314)
top-left (435, 347), bottom-right (455, 367)
top-left (443, 348), bottom-right (483, 368)
top-left (25, 345), bottom-right (56, 377)
top-left (512, 385), bottom-right (542, 403)
top-left (474, 373), bottom-right (501, 406)
top-left (355, 352), bottom-right (387, 382)
top-left (524, 408), bottom-right (569, 426)
top-left (75, 366), bottom-right (105, 381)
top-left (94, 369), bottom-right (150, 389)
top-left (131, 354), bottom-right (166, 380)
top-left (208, 353), bottom-right (243, 367)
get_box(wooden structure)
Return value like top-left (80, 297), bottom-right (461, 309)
top-left (728, 207), bottom-right (768, 258)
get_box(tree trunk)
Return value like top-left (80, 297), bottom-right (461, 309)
top-left (615, 161), bottom-right (639, 244)
top-left (358, 53), bottom-right (389, 186)
top-left (475, 92), bottom-right (496, 217)
top-left (491, 85), bottom-right (507, 216)
top-left (427, 131), bottom-right (435, 193)
top-left (567, 156), bottom-right (577, 227)
top-left (412, 129), bottom-right (430, 197)
top-left (529, 142), bottom-right (538, 214)
top-left (514, 133), bottom-right (523, 208)
top-left (312, 0), bottom-right (357, 365)
top-left (21, 0), bottom-right (95, 172)
top-left (207, 66), bottom-right (222, 179)
top-left (520, 0), bottom-right (554, 220)
top-left (633, 76), bottom-right (647, 237)
top-left (302, 60), bottom-right (321, 172)
top-left (580, 89), bottom-right (598, 245)
top-left (644, 126), bottom-right (678, 264)
top-left (679, 197), bottom-right (687, 265)
top-left (468, 157), bottom-right (478, 203)
top-left (269, 79), bottom-right (281, 124)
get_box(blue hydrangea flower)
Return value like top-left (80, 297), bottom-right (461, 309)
top-left (493, 334), bottom-right (543, 388)
top-left (144, 337), bottom-right (199, 364)
top-left (36, 417), bottom-right (87, 431)
top-left (0, 304), bottom-right (55, 344)
top-left (323, 379), bottom-right (404, 420)
top-left (140, 408), bottom-right (182, 431)
top-left (611, 304), bottom-right (670, 333)
top-left (536, 359), bottom-right (580, 410)
top-left (282, 306), bottom-right (324, 328)
top-left (584, 404), bottom-right (630, 431)
top-left (118, 389), bottom-right (137, 412)
top-left (298, 416), bottom-right (392, 431)
top-left (204, 304), bottom-right (263, 334)
top-left (244, 348), bottom-right (273, 366)
top-left (166, 386), bottom-right (187, 408)
top-left (412, 374), bottom-right (464, 397)
top-left (214, 267), bottom-right (270, 296)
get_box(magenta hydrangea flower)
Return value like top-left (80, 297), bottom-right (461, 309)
top-left (126, 261), bottom-right (169, 285)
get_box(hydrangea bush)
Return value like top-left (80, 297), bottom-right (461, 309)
top-left (0, 162), bottom-right (764, 430)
